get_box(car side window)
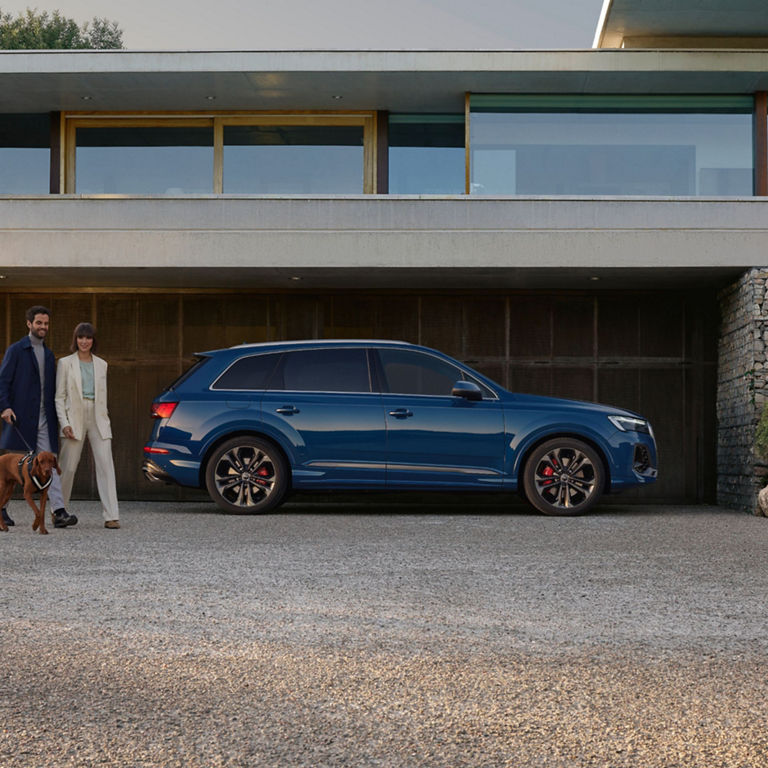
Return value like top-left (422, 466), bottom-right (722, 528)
top-left (211, 352), bottom-right (281, 390)
top-left (377, 348), bottom-right (466, 396)
top-left (270, 348), bottom-right (371, 392)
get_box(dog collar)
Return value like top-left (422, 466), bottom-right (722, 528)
top-left (32, 473), bottom-right (52, 491)
top-left (18, 452), bottom-right (53, 491)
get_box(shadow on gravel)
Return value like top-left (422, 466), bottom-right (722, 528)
top-left (151, 493), bottom-right (725, 518)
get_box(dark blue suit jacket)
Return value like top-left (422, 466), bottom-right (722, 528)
top-left (0, 335), bottom-right (59, 453)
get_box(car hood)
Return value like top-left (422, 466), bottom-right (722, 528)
top-left (506, 391), bottom-right (645, 420)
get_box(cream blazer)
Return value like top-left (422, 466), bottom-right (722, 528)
top-left (55, 353), bottom-right (112, 441)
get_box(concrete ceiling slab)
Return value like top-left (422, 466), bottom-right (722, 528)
top-left (596, 0), bottom-right (768, 48)
top-left (2, 50), bottom-right (768, 114)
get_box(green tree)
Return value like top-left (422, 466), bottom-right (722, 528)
top-left (0, 7), bottom-right (124, 49)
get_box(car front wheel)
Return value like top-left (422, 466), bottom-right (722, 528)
top-left (205, 437), bottom-right (288, 514)
top-left (523, 437), bottom-right (604, 516)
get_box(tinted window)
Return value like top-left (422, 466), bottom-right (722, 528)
top-left (213, 353), bottom-right (280, 390)
top-left (165, 356), bottom-right (211, 391)
top-left (75, 126), bottom-right (214, 194)
top-left (388, 114), bottom-right (465, 194)
top-left (270, 349), bottom-right (370, 392)
top-left (223, 125), bottom-right (364, 193)
top-left (0, 113), bottom-right (50, 193)
top-left (378, 349), bottom-right (466, 396)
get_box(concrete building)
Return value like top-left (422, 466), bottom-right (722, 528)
top-left (1, 0), bottom-right (767, 508)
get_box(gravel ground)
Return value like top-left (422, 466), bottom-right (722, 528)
top-left (1, 500), bottom-right (767, 767)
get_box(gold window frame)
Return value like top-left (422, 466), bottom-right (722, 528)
top-left (62, 112), bottom-right (377, 194)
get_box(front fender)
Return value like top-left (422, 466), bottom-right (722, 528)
top-left (508, 422), bottom-right (619, 485)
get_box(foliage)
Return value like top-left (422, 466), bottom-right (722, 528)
top-left (0, 7), bottom-right (123, 49)
top-left (755, 401), bottom-right (768, 463)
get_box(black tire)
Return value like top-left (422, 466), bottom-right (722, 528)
top-left (204, 437), bottom-right (288, 514)
top-left (522, 437), bottom-right (604, 516)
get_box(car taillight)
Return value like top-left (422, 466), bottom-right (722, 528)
top-left (151, 402), bottom-right (178, 419)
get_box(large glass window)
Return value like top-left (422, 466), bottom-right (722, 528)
top-left (470, 95), bottom-right (754, 196)
top-left (74, 125), bottom-right (214, 194)
top-left (0, 114), bottom-right (50, 193)
top-left (388, 115), bottom-right (465, 194)
top-left (66, 114), bottom-right (375, 194)
top-left (223, 125), bottom-right (364, 193)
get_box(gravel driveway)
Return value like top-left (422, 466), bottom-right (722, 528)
top-left (1, 501), bottom-right (767, 767)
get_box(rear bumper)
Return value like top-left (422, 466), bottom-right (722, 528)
top-left (142, 458), bottom-right (176, 485)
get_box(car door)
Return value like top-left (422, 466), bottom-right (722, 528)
top-left (375, 347), bottom-right (506, 488)
top-left (259, 347), bottom-right (386, 487)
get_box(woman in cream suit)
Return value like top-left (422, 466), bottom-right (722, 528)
top-left (55, 322), bottom-right (120, 529)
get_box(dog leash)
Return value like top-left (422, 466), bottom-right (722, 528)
top-left (8, 415), bottom-right (35, 454)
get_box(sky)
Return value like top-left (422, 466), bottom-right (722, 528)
top-left (1, 0), bottom-right (606, 50)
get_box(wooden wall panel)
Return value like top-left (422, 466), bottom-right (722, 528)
top-left (0, 288), bottom-right (718, 506)
top-left (509, 297), bottom-right (551, 357)
top-left (420, 296), bottom-right (464, 358)
top-left (374, 296), bottom-right (419, 343)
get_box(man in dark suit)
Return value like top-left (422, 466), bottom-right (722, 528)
top-left (0, 305), bottom-right (77, 528)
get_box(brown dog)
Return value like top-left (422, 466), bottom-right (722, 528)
top-left (0, 451), bottom-right (60, 535)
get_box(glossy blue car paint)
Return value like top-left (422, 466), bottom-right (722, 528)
top-left (142, 340), bottom-right (657, 515)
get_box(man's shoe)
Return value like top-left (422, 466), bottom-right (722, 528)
top-left (53, 509), bottom-right (78, 528)
top-left (104, 520), bottom-right (120, 529)
top-left (1, 507), bottom-right (14, 526)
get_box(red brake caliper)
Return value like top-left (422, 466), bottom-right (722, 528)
top-left (541, 465), bottom-right (555, 486)
top-left (254, 466), bottom-right (271, 486)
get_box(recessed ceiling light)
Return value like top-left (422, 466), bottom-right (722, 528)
top-left (290, 276), bottom-right (302, 281)
top-left (81, 95), bottom-right (93, 101)
top-left (589, 276), bottom-right (600, 281)
top-left (332, 95), bottom-right (343, 100)
top-left (206, 95), bottom-right (216, 101)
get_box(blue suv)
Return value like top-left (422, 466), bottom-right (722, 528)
top-left (142, 340), bottom-right (657, 516)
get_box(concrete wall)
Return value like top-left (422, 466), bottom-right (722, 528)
top-left (0, 197), bottom-right (767, 286)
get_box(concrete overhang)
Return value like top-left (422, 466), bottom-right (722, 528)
top-left (595, 0), bottom-right (768, 49)
top-left (2, 49), bottom-right (768, 114)
top-left (0, 196), bottom-right (762, 292)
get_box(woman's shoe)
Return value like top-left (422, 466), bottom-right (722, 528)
top-left (104, 520), bottom-right (120, 529)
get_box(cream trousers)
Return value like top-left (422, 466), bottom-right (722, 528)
top-left (59, 399), bottom-right (119, 521)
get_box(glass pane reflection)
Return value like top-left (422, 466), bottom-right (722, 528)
top-left (470, 111), bottom-right (753, 196)
top-left (389, 116), bottom-right (465, 194)
top-left (0, 114), bottom-right (50, 193)
top-left (223, 125), bottom-right (364, 193)
top-left (76, 126), bottom-right (213, 194)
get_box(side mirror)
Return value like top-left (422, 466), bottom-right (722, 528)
top-left (451, 381), bottom-right (483, 401)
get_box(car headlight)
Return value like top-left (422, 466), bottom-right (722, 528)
top-left (608, 415), bottom-right (652, 436)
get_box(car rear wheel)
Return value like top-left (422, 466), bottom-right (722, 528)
top-left (205, 437), bottom-right (288, 514)
top-left (523, 437), bottom-right (604, 516)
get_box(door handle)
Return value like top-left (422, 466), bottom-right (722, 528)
top-left (275, 405), bottom-right (300, 415)
top-left (388, 408), bottom-right (413, 418)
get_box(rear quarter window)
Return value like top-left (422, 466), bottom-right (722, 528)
top-left (212, 353), bottom-right (281, 390)
top-left (165, 356), bottom-right (212, 391)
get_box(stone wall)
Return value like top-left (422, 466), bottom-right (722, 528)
top-left (717, 268), bottom-right (768, 512)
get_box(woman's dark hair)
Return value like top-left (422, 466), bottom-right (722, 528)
top-left (70, 322), bottom-right (97, 353)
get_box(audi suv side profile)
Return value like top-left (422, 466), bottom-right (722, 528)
top-left (142, 340), bottom-right (657, 516)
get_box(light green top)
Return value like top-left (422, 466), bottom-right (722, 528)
top-left (79, 360), bottom-right (95, 400)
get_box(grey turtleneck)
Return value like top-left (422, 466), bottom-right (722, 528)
top-left (29, 332), bottom-right (46, 427)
